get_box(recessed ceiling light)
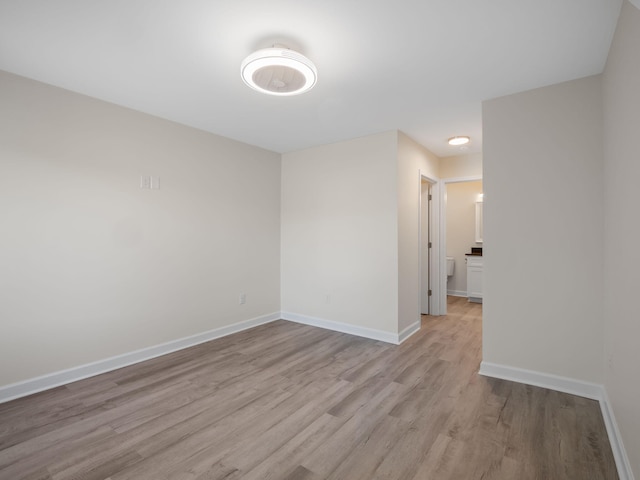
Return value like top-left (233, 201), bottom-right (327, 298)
top-left (448, 136), bottom-right (470, 146)
top-left (241, 46), bottom-right (317, 96)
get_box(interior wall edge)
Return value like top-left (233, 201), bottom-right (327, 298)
top-left (479, 360), bottom-right (634, 480)
top-left (398, 320), bottom-right (421, 344)
top-left (281, 311), bottom-right (403, 345)
top-left (600, 387), bottom-right (636, 480)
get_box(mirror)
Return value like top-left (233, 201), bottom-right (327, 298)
top-left (475, 201), bottom-right (483, 243)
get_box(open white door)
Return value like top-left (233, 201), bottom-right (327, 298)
top-left (419, 173), bottom-right (440, 315)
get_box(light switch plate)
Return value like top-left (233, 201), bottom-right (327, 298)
top-left (140, 175), bottom-right (152, 189)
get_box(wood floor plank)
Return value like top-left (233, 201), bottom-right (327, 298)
top-left (324, 414), bottom-right (412, 480)
top-left (0, 426), bottom-right (117, 480)
top-left (407, 433), bottom-right (462, 480)
top-left (237, 413), bottom-right (345, 480)
top-left (0, 297), bottom-right (619, 480)
top-left (282, 465), bottom-right (322, 480)
top-left (157, 380), bottom-right (354, 480)
top-left (300, 381), bottom-right (411, 477)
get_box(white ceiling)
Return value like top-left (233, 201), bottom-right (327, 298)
top-left (0, 0), bottom-right (623, 157)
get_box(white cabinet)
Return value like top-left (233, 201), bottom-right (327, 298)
top-left (466, 255), bottom-right (483, 303)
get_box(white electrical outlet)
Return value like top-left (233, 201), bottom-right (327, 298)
top-left (239, 293), bottom-right (246, 305)
top-left (151, 176), bottom-right (160, 189)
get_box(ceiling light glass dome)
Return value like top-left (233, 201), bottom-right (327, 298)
top-left (241, 47), bottom-right (317, 96)
top-left (448, 136), bottom-right (470, 146)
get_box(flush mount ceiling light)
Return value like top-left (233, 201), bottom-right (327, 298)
top-left (241, 46), bottom-right (317, 96)
top-left (448, 136), bottom-right (470, 146)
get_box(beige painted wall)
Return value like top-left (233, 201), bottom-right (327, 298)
top-left (482, 75), bottom-right (604, 383)
top-left (281, 130), bottom-right (439, 336)
top-left (603, 1), bottom-right (640, 476)
top-left (0, 70), bottom-right (281, 387)
top-left (397, 132), bottom-right (440, 331)
top-left (446, 181), bottom-right (483, 296)
top-left (281, 131), bottom-right (399, 334)
top-left (440, 153), bottom-right (483, 179)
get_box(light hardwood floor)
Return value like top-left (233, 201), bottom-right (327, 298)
top-left (0, 297), bottom-right (618, 479)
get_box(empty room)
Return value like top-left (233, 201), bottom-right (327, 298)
top-left (1, 1), bottom-right (639, 479)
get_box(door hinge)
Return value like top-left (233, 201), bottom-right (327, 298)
top-left (428, 289), bottom-right (432, 296)
top-left (428, 194), bottom-right (432, 201)
top-left (428, 242), bottom-right (432, 248)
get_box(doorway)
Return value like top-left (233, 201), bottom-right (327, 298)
top-left (440, 175), bottom-right (483, 315)
top-left (419, 174), bottom-right (440, 315)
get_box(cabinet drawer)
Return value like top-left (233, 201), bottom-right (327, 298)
top-left (466, 256), bottom-right (483, 267)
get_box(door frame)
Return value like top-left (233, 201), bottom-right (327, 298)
top-left (439, 175), bottom-right (483, 315)
top-left (419, 172), bottom-right (441, 315)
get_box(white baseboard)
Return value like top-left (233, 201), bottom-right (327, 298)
top-left (398, 321), bottom-right (421, 344)
top-left (479, 361), bottom-right (603, 399)
top-left (3, 319), bottom-right (632, 479)
top-left (0, 312), bottom-right (280, 405)
top-left (446, 290), bottom-right (467, 297)
top-left (281, 311), bottom-right (403, 344)
top-left (479, 361), bottom-right (634, 480)
top-left (1, 310), bottom-right (414, 405)
top-left (599, 389), bottom-right (635, 480)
